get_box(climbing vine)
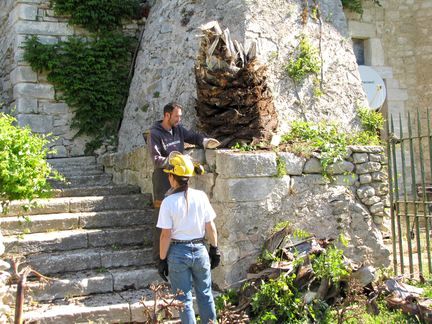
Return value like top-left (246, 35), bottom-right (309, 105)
top-left (51, 0), bottom-right (140, 32)
top-left (23, 0), bottom-right (142, 153)
top-left (341, 0), bottom-right (382, 15)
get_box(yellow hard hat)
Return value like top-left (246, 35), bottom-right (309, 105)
top-left (164, 153), bottom-right (195, 177)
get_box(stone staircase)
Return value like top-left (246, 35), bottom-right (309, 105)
top-left (1, 156), bottom-right (161, 323)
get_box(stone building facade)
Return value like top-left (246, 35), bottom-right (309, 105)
top-left (346, 0), bottom-right (432, 190)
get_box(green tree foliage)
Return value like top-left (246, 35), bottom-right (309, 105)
top-left (0, 113), bottom-right (60, 208)
top-left (51, 0), bottom-right (140, 32)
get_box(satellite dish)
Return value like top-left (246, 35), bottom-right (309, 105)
top-left (358, 65), bottom-right (387, 110)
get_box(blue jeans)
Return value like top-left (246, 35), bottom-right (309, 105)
top-left (168, 242), bottom-right (216, 324)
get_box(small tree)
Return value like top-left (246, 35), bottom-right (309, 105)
top-left (0, 113), bottom-right (61, 212)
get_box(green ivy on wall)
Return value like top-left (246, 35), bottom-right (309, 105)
top-left (341, 0), bottom-right (382, 15)
top-left (23, 0), bottom-right (141, 153)
top-left (51, 0), bottom-right (140, 32)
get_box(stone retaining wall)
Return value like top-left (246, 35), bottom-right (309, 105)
top-left (101, 146), bottom-right (391, 288)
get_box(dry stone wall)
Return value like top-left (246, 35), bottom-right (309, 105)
top-left (118, 0), bottom-right (368, 153)
top-left (101, 146), bottom-right (391, 288)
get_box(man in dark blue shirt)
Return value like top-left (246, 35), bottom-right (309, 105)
top-left (147, 102), bottom-right (219, 261)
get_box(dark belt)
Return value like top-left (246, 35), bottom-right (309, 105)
top-left (171, 238), bottom-right (205, 245)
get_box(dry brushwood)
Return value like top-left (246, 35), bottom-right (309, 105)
top-left (140, 283), bottom-right (184, 323)
top-left (6, 258), bottom-right (52, 324)
top-left (195, 21), bottom-right (278, 148)
top-left (218, 300), bottom-right (249, 323)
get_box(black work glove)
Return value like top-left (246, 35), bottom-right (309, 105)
top-left (158, 258), bottom-right (169, 282)
top-left (209, 245), bottom-right (221, 269)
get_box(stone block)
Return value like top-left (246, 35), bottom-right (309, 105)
top-left (328, 161), bottom-right (355, 174)
top-left (16, 114), bottom-right (53, 133)
top-left (348, 21), bottom-right (376, 38)
top-left (189, 173), bottom-right (214, 194)
top-left (215, 150), bottom-right (277, 178)
top-left (387, 88), bottom-right (408, 101)
top-left (357, 185), bottom-right (376, 199)
top-left (15, 98), bottom-right (37, 113)
top-left (356, 162), bottom-right (381, 174)
top-left (13, 83), bottom-right (54, 99)
top-left (373, 66), bottom-right (393, 79)
top-left (364, 38), bottom-right (385, 66)
top-left (359, 174), bottom-right (372, 184)
top-left (51, 145), bottom-right (67, 157)
top-left (369, 153), bottom-right (383, 162)
top-left (278, 152), bottom-right (306, 175)
top-left (10, 66), bottom-right (37, 84)
top-left (8, 4), bottom-right (37, 23)
top-left (205, 149), bottom-right (217, 170)
top-left (362, 196), bottom-right (381, 206)
top-left (213, 176), bottom-right (290, 202)
top-left (333, 174), bottom-right (357, 186)
top-left (303, 157), bottom-right (323, 173)
top-left (40, 102), bottom-right (69, 114)
top-left (353, 153), bottom-right (369, 163)
top-left (370, 202), bottom-right (384, 214)
top-left (15, 21), bottom-right (74, 36)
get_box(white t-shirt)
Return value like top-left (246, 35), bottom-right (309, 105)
top-left (157, 188), bottom-right (216, 240)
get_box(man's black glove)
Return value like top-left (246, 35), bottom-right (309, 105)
top-left (158, 258), bottom-right (169, 282)
top-left (209, 245), bottom-right (221, 269)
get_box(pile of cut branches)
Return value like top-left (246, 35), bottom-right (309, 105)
top-left (195, 21), bottom-right (278, 148)
top-left (216, 225), bottom-right (432, 323)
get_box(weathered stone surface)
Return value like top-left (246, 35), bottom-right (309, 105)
top-left (278, 152), bottom-right (306, 175)
top-left (359, 174), bottom-right (372, 184)
top-left (370, 202), bottom-right (385, 214)
top-left (357, 185), bottom-right (376, 199)
top-left (353, 153), bottom-right (369, 163)
top-left (215, 150), bottom-right (277, 178)
top-left (118, 0), bottom-right (365, 153)
top-left (349, 146), bottom-right (384, 153)
top-left (333, 174), bottom-right (357, 186)
top-left (213, 176), bottom-right (290, 202)
top-left (362, 196), bottom-right (381, 206)
top-left (355, 162), bottom-right (382, 174)
top-left (328, 161), bottom-right (355, 174)
top-left (303, 158), bottom-right (323, 173)
top-left (369, 153), bottom-right (383, 162)
top-left (17, 113), bottom-right (54, 133)
top-left (13, 83), bottom-right (54, 99)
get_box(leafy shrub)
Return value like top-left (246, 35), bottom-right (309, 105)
top-left (285, 36), bottom-right (321, 83)
top-left (311, 246), bottom-right (350, 285)
top-left (281, 116), bottom-right (384, 176)
top-left (51, 0), bottom-right (141, 32)
top-left (281, 120), bottom-right (350, 175)
top-left (251, 274), bottom-right (311, 323)
top-left (0, 113), bottom-right (60, 209)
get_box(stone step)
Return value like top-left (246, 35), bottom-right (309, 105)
top-left (52, 184), bottom-right (141, 197)
top-left (51, 174), bottom-right (113, 188)
top-left (48, 156), bottom-right (97, 168)
top-left (3, 194), bottom-right (152, 217)
top-left (53, 163), bottom-right (103, 173)
top-left (57, 169), bottom-right (105, 177)
top-left (22, 288), bottom-right (166, 324)
top-left (1, 209), bottom-right (152, 235)
top-left (4, 226), bottom-right (151, 255)
top-left (7, 266), bottom-right (159, 303)
top-left (21, 246), bottom-right (153, 275)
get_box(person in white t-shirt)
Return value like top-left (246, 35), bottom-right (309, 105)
top-left (156, 153), bottom-right (220, 324)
